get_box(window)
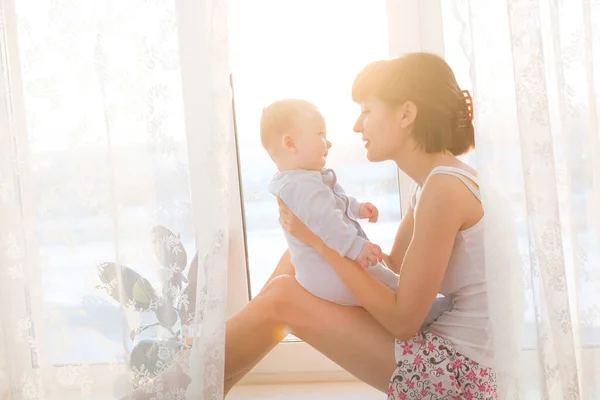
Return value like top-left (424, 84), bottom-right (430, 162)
top-left (227, 0), bottom-right (401, 299)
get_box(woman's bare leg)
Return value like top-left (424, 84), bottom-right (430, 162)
top-left (264, 250), bottom-right (294, 282)
top-left (224, 274), bottom-right (397, 395)
top-left (223, 251), bottom-right (295, 390)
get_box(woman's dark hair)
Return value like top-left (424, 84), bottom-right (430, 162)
top-left (352, 53), bottom-right (474, 156)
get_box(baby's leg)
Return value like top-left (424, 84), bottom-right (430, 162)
top-left (295, 274), bottom-right (360, 306)
top-left (422, 296), bottom-right (454, 327)
top-left (366, 263), bottom-right (399, 292)
top-left (366, 263), bottom-right (454, 328)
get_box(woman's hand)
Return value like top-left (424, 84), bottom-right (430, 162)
top-left (277, 198), bottom-right (323, 248)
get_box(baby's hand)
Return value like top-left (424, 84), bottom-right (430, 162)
top-left (359, 202), bottom-right (379, 223)
top-left (356, 241), bottom-right (383, 268)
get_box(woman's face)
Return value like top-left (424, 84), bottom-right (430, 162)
top-left (353, 98), bottom-right (410, 162)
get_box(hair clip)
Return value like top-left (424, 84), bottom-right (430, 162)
top-left (461, 89), bottom-right (474, 121)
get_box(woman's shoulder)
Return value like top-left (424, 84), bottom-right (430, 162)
top-left (416, 165), bottom-right (483, 229)
top-left (421, 163), bottom-right (479, 200)
top-left (418, 174), bottom-right (472, 207)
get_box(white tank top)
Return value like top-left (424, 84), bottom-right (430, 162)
top-left (411, 166), bottom-right (493, 367)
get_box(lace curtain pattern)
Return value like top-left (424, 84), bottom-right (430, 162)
top-left (446, 0), bottom-right (600, 398)
top-left (0, 0), bottom-right (232, 398)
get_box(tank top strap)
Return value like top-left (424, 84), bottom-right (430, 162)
top-left (410, 186), bottom-right (418, 209)
top-left (410, 166), bottom-right (481, 209)
top-left (424, 166), bottom-right (481, 202)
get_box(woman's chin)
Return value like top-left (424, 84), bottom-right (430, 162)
top-left (365, 148), bottom-right (381, 162)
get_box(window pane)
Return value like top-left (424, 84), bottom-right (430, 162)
top-left (228, 0), bottom-right (400, 298)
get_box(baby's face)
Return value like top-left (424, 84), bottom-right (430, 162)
top-left (290, 112), bottom-right (331, 171)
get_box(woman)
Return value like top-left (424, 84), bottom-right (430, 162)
top-left (225, 53), bottom-right (496, 399)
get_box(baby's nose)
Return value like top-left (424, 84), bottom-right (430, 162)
top-left (326, 140), bottom-right (332, 148)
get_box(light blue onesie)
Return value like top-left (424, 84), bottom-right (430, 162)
top-left (269, 168), bottom-right (399, 306)
top-left (269, 169), bottom-right (453, 326)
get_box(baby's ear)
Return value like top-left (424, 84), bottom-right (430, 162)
top-left (281, 134), bottom-right (296, 152)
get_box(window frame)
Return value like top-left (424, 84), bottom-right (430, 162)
top-left (228, 0), bottom-right (443, 384)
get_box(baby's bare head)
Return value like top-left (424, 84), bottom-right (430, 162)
top-left (261, 99), bottom-right (330, 171)
top-left (260, 99), bottom-right (320, 155)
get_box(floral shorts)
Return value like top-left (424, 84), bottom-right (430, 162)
top-left (388, 331), bottom-right (497, 399)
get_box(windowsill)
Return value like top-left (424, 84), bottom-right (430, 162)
top-left (227, 381), bottom-right (384, 400)
top-left (238, 341), bottom-right (350, 384)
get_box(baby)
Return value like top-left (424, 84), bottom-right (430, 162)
top-left (261, 99), bottom-right (452, 323)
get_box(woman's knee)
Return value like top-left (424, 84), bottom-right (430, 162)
top-left (258, 274), bottom-right (304, 323)
top-left (260, 274), bottom-right (297, 302)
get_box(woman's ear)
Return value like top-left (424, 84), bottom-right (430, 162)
top-left (397, 101), bottom-right (418, 128)
top-left (281, 134), bottom-right (296, 152)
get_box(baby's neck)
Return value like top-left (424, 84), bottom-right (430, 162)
top-left (276, 165), bottom-right (323, 173)
top-left (273, 158), bottom-right (295, 172)
top-left (273, 158), bottom-right (315, 173)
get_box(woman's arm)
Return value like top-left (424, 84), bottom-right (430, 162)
top-left (384, 206), bottom-right (415, 273)
top-left (279, 175), bottom-right (467, 340)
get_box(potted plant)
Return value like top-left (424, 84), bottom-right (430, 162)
top-left (96, 226), bottom-right (201, 387)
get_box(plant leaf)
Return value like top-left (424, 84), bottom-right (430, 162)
top-left (97, 262), bottom-right (160, 311)
top-left (178, 253), bottom-right (199, 326)
top-left (151, 226), bottom-right (187, 271)
top-left (129, 339), bottom-right (186, 379)
top-left (129, 322), bottom-right (160, 341)
top-left (155, 302), bottom-right (178, 330)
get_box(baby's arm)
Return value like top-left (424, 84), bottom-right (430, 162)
top-left (332, 183), bottom-right (378, 223)
top-left (278, 177), bottom-right (367, 260)
top-left (346, 195), bottom-right (362, 220)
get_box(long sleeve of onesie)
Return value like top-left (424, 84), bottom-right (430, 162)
top-left (275, 174), bottom-right (366, 260)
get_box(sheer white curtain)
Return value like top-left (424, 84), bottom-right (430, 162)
top-left (446, 0), bottom-right (600, 398)
top-left (0, 0), bottom-right (232, 398)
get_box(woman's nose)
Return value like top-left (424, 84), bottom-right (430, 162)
top-left (353, 117), bottom-right (363, 133)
